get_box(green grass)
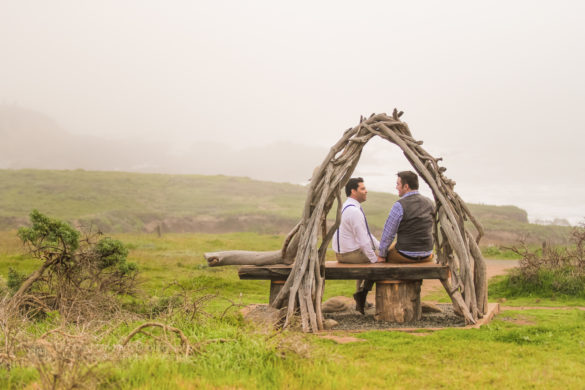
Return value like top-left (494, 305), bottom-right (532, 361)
top-left (0, 169), bottom-right (573, 246)
top-left (3, 230), bottom-right (585, 389)
top-left (5, 309), bottom-right (585, 389)
top-left (0, 169), bottom-right (307, 234)
top-left (6, 308), bottom-right (585, 389)
top-left (481, 246), bottom-right (522, 259)
top-left (490, 271), bottom-right (585, 306)
top-left (317, 309), bottom-right (585, 388)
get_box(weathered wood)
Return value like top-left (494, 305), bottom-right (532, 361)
top-left (467, 231), bottom-right (488, 314)
top-left (209, 110), bottom-right (488, 331)
top-left (375, 280), bottom-right (422, 323)
top-left (269, 280), bottom-right (285, 305)
top-left (204, 250), bottom-right (283, 267)
top-left (239, 261), bottom-right (449, 281)
top-left (440, 277), bottom-right (476, 325)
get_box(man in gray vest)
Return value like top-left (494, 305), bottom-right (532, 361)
top-left (377, 171), bottom-right (435, 263)
top-left (332, 177), bottom-right (382, 314)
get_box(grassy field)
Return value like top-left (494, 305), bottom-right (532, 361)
top-left (0, 169), bottom-right (573, 245)
top-left (2, 229), bottom-right (585, 389)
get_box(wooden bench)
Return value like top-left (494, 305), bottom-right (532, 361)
top-left (239, 261), bottom-right (450, 323)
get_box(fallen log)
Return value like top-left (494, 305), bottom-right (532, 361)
top-left (204, 250), bottom-right (286, 267)
top-left (205, 231), bottom-right (299, 267)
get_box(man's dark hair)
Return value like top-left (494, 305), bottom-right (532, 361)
top-left (397, 171), bottom-right (419, 190)
top-left (345, 177), bottom-right (364, 197)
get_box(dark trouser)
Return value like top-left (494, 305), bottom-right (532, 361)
top-left (336, 249), bottom-right (374, 293)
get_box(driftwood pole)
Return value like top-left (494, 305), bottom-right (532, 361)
top-left (206, 109), bottom-right (488, 332)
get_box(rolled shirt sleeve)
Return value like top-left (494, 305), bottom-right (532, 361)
top-left (378, 202), bottom-right (403, 258)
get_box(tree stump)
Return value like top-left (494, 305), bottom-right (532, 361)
top-left (375, 280), bottom-right (422, 323)
top-left (269, 280), bottom-right (285, 305)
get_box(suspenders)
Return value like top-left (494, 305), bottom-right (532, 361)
top-left (336, 204), bottom-right (375, 253)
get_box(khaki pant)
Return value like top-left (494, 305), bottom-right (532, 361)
top-left (335, 249), bottom-right (370, 264)
top-left (336, 249), bottom-right (374, 293)
top-left (386, 242), bottom-right (433, 264)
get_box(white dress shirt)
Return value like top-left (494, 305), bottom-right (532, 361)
top-left (332, 197), bottom-right (380, 263)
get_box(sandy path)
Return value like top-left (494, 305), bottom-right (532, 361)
top-left (420, 259), bottom-right (519, 298)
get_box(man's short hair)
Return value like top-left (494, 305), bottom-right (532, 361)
top-left (345, 177), bottom-right (364, 197)
top-left (397, 171), bottom-right (419, 190)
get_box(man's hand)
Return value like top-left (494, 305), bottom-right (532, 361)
top-left (376, 256), bottom-right (386, 263)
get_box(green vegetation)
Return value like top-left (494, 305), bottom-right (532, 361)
top-left (491, 268), bottom-right (585, 300)
top-left (0, 169), bottom-right (572, 246)
top-left (481, 245), bottom-right (523, 259)
top-left (0, 169), bottom-right (306, 233)
top-left (491, 226), bottom-right (585, 303)
top-left (0, 174), bottom-right (581, 388)
top-left (2, 220), bottom-right (585, 388)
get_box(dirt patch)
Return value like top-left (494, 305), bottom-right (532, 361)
top-left (324, 304), bottom-right (465, 330)
top-left (419, 259), bottom-right (519, 298)
top-left (498, 314), bottom-right (536, 325)
top-left (408, 332), bottom-right (434, 337)
top-left (318, 335), bottom-right (366, 344)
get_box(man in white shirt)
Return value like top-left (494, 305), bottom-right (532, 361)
top-left (332, 177), bottom-right (382, 314)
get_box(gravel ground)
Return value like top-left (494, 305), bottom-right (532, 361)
top-left (325, 304), bottom-right (465, 330)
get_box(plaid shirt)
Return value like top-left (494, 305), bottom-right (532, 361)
top-left (378, 191), bottom-right (433, 258)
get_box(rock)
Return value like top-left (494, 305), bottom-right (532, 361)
top-left (323, 319), bottom-right (339, 330)
top-left (240, 304), bottom-right (285, 330)
top-left (421, 301), bottom-right (443, 313)
top-left (322, 296), bottom-right (354, 313)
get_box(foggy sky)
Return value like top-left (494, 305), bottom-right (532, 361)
top-left (1, 1), bottom-right (584, 223)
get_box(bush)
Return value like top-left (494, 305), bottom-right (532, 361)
top-left (6, 268), bottom-right (27, 292)
top-left (491, 223), bottom-right (585, 298)
top-left (12, 210), bottom-right (139, 320)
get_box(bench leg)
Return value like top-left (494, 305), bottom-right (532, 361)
top-left (375, 280), bottom-right (422, 323)
top-left (269, 280), bottom-right (285, 305)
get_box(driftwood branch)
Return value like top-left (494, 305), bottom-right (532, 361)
top-left (204, 250), bottom-right (285, 267)
top-left (121, 322), bottom-right (191, 356)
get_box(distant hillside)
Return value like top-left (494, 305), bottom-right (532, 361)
top-left (0, 105), bottom-right (326, 183)
top-left (0, 169), bottom-right (572, 245)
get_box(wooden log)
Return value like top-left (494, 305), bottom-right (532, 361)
top-left (375, 280), bottom-right (422, 323)
top-left (440, 278), bottom-right (476, 325)
top-left (279, 164), bottom-right (335, 330)
top-left (239, 261), bottom-right (449, 281)
top-left (467, 231), bottom-right (488, 315)
top-left (204, 250), bottom-right (283, 267)
top-left (281, 221), bottom-right (301, 261)
top-left (269, 280), bottom-right (285, 305)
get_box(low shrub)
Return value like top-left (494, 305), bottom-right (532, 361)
top-left (491, 223), bottom-right (585, 298)
top-left (11, 210), bottom-right (139, 321)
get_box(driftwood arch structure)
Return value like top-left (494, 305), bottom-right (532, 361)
top-left (206, 110), bottom-right (487, 332)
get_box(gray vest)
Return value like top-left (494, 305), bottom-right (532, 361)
top-left (396, 194), bottom-right (435, 252)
